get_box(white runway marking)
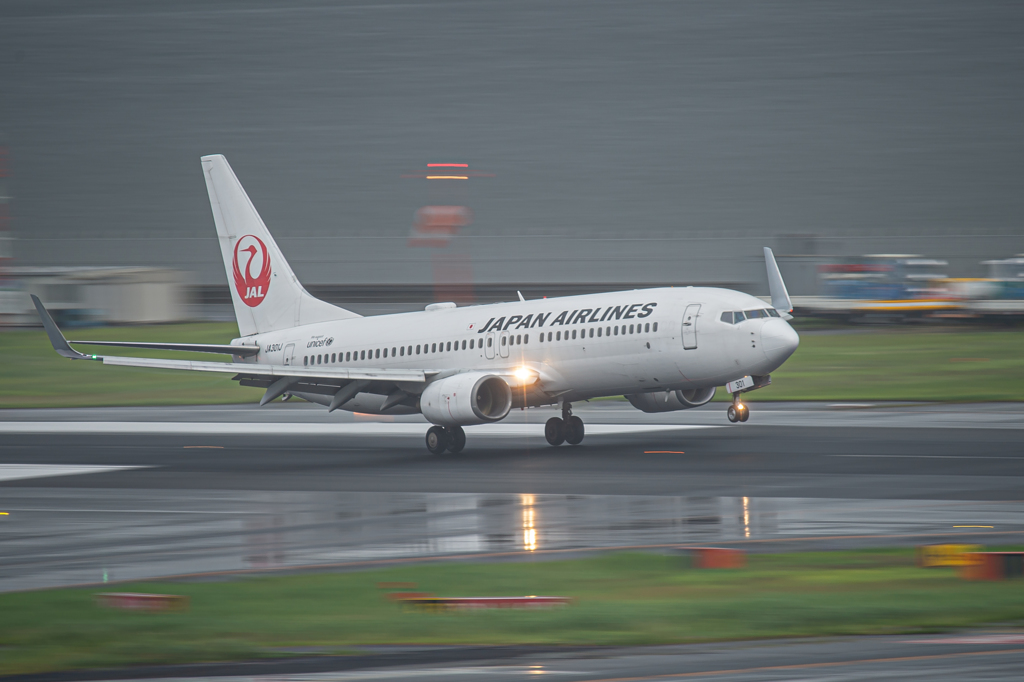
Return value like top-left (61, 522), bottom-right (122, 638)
top-left (0, 464), bottom-right (149, 483)
top-left (0, 422), bottom-right (718, 436)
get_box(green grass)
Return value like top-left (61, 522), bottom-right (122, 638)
top-left (2, 550), bottom-right (1023, 675)
top-left (755, 329), bottom-right (1024, 402)
top-left (0, 323), bottom-right (263, 408)
top-left (1, 324), bottom-right (1022, 407)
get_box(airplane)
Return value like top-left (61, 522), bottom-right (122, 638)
top-left (32, 154), bottom-right (800, 454)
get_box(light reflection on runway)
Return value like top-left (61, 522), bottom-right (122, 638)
top-left (1, 488), bottom-right (1021, 592)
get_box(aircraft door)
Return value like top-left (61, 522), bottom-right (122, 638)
top-left (283, 343), bottom-right (295, 365)
top-left (499, 331), bottom-right (510, 358)
top-left (484, 332), bottom-right (496, 359)
top-left (681, 304), bottom-right (701, 350)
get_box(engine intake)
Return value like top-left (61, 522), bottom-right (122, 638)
top-left (420, 372), bottom-right (513, 426)
top-left (625, 386), bottom-right (717, 413)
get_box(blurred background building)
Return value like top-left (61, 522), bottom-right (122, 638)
top-left (1, 1), bottom-right (1021, 324)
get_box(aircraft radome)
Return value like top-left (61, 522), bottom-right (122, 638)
top-left (33, 155), bottom-right (800, 454)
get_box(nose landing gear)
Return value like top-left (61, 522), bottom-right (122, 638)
top-left (545, 403), bottom-right (585, 446)
top-left (727, 393), bottom-right (750, 423)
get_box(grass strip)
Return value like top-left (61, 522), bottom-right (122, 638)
top-left (1, 324), bottom-right (1022, 407)
top-left (2, 550), bottom-right (1023, 675)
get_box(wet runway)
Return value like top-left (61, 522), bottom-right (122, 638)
top-left (18, 634), bottom-right (1024, 682)
top-left (1, 402), bottom-right (1022, 592)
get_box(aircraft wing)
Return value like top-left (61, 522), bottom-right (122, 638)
top-left (32, 295), bottom-right (433, 391)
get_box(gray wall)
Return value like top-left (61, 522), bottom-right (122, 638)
top-left (3, 0), bottom-right (1023, 295)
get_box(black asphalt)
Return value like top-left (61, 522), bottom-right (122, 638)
top-left (2, 425), bottom-right (1022, 500)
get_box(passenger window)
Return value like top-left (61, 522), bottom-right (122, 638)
top-left (383, 348), bottom-right (388, 358)
top-left (416, 345), bottom-right (421, 354)
top-left (304, 356), bottom-right (308, 366)
top-left (470, 339), bottom-right (474, 349)
top-left (606, 326), bottom-right (611, 336)
top-left (392, 347), bottom-right (397, 356)
top-left (445, 342), bottom-right (450, 352)
top-left (462, 339), bottom-right (467, 350)
top-left (517, 334), bottom-right (522, 344)
top-left (653, 322), bottom-right (658, 331)
top-left (644, 323), bottom-right (650, 333)
top-left (317, 354), bottom-right (321, 364)
top-left (524, 334), bottom-right (529, 344)
top-left (431, 343), bottom-right (436, 353)
top-left (629, 324), bottom-right (634, 334)
top-left (597, 327), bottom-right (602, 337)
top-left (613, 326), bottom-right (618, 336)
top-left (548, 332), bottom-right (553, 341)
top-left (487, 337), bottom-right (492, 347)
top-left (400, 347), bottom-right (404, 357)
top-left (539, 333), bottom-right (544, 342)
top-left (509, 335), bottom-right (515, 346)
top-left (408, 346), bottom-right (412, 355)
top-left (556, 331), bottom-right (561, 341)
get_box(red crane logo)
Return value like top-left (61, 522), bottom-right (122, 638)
top-left (232, 235), bottom-right (272, 307)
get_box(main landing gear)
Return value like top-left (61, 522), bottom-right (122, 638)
top-left (727, 393), bottom-right (750, 423)
top-left (545, 403), bottom-right (585, 446)
top-left (425, 425), bottom-right (466, 454)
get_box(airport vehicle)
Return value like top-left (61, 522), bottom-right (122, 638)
top-left (33, 155), bottom-right (799, 453)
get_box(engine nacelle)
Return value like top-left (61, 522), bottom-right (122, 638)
top-left (625, 386), bottom-right (717, 413)
top-left (420, 372), bottom-right (513, 426)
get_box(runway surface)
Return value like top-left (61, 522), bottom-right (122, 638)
top-left (1, 402), bottom-right (1022, 592)
top-left (10, 634), bottom-right (1024, 682)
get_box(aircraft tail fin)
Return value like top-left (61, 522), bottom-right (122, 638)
top-left (201, 155), bottom-right (360, 336)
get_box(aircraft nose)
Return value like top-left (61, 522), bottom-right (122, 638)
top-left (761, 319), bottom-right (799, 367)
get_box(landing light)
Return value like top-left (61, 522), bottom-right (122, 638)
top-left (514, 366), bottom-right (532, 381)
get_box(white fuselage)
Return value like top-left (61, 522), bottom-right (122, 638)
top-left (232, 286), bottom-right (799, 413)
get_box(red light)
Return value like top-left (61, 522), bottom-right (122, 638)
top-left (427, 163), bottom-right (469, 167)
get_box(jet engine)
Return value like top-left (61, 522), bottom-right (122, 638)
top-left (420, 372), bottom-right (513, 426)
top-left (625, 387), bottom-right (717, 413)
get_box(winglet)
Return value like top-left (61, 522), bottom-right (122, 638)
top-left (30, 295), bottom-right (92, 359)
top-left (763, 247), bottom-right (793, 314)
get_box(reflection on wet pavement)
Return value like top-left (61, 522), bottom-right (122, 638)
top-left (2, 489), bottom-right (1022, 592)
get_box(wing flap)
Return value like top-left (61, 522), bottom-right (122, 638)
top-left (98, 354), bottom-right (431, 383)
top-left (68, 340), bottom-right (260, 357)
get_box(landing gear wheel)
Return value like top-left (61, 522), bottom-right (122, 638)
top-left (738, 404), bottom-right (750, 422)
top-left (545, 417), bottom-right (565, 446)
top-left (565, 415), bottom-right (585, 445)
top-left (425, 425), bottom-right (448, 454)
top-left (446, 426), bottom-right (466, 454)
top-left (727, 405), bottom-right (740, 423)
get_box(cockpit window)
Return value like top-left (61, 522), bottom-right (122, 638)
top-left (721, 308), bottom-right (779, 324)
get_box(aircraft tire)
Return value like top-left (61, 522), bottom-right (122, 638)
top-left (739, 405), bottom-right (750, 422)
top-left (565, 416), bottom-right (585, 445)
top-left (425, 425), bottom-right (448, 454)
top-left (545, 417), bottom-right (565, 446)
top-left (727, 405), bottom-right (740, 423)
top-left (446, 426), bottom-right (467, 454)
